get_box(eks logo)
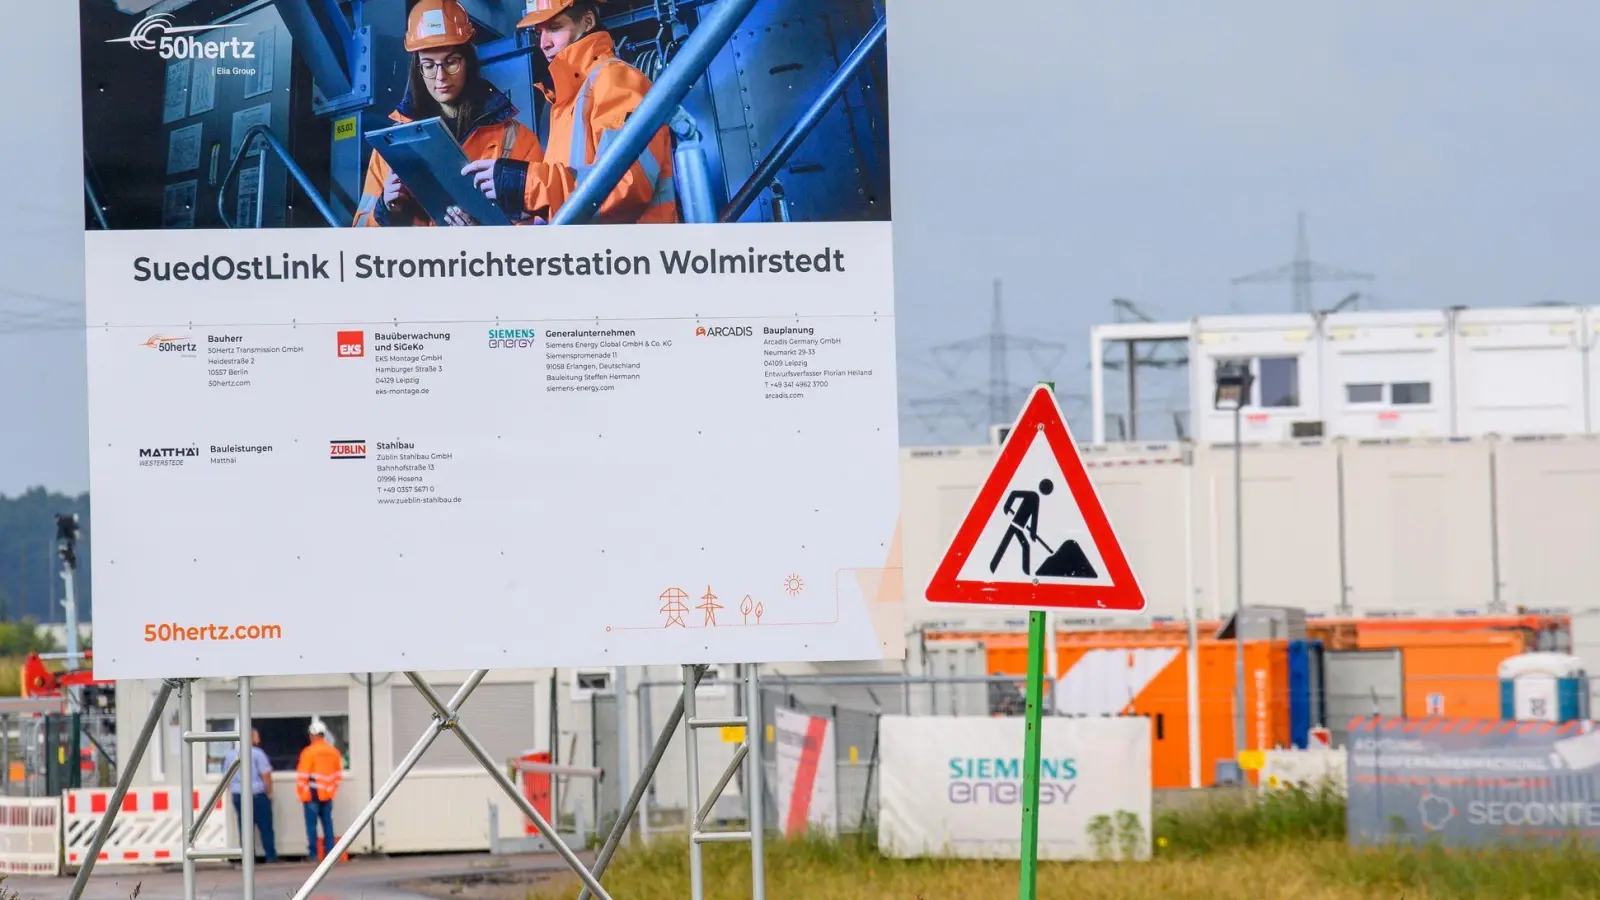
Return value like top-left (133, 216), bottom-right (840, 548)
top-left (337, 331), bottom-right (365, 358)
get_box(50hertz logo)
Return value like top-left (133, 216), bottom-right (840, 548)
top-left (107, 14), bottom-right (256, 61)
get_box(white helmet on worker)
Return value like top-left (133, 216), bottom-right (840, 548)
top-left (309, 720), bottom-right (328, 737)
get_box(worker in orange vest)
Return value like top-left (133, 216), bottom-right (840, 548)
top-left (457, 0), bottom-right (679, 225)
top-left (295, 721), bottom-right (343, 860)
top-left (353, 0), bottom-right (543, 226)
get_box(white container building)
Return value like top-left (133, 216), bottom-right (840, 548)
top-left (1090, 306), bottom-right (1596, 445)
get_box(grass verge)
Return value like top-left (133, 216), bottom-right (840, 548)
top-left (526, 788), bottom-right (1600, 900)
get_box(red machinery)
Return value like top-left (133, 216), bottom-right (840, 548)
top-left (21, 652), bottom-right (114, 708)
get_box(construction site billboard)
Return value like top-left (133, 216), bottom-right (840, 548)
top-left (75, 0), bottom-right (902, 678)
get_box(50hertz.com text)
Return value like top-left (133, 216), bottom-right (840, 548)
top-left (144, 623), bottom-right (284, 643)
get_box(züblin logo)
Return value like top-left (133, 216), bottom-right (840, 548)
top-left (107, 14), bottom-right (256, 61)
top-left (488, 328), bottom-right (538, 349)
top-left (695, 325), bottom-right (753, 338)
top-left (947, 756), bottom-right (1078, 806)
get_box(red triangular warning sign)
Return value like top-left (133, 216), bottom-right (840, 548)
top-left (925, 385), bottom-right (1146, 613)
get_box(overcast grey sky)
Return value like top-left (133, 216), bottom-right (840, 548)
top-left (2, 0), bottom-right (1595, 495)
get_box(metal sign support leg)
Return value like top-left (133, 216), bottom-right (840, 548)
top-left (67, 680), bottom-right (176, 900)
top-left (290, 671), bottom-right (620, 900)
top-left (578, 666), bottom-right (697, 900)
top-left (178, 678), bottom-right (252, 899)
top-left (683, 663), bottom-right (766, 900)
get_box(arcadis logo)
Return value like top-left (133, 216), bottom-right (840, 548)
top-left (141, 334), bottom-right (197, 354)
top-left (947, 756), bottom-right (1078, 806)
top-left (695, 325), bottom-right (753, 338)
top-left (337, 331), bottom-right (365, 358)
top-left (107, 14), bottom-right (256, 61)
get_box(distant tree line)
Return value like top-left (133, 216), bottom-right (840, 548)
top-left (0, 488), bottom-right (91, 646)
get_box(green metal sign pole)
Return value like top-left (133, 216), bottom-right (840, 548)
top-left (1018, 380), bottom-right (1055, 900)
top-left (1018, 609), bottom-right (1047, 899)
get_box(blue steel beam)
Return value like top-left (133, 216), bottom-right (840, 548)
top-left (274, 0), bottom-right (357, 99)
top-left (719, 14), bottom-right (886, 223)
top-left (219, 125), bottom-right (344, 228)
top-left (549, 0), bottom-right (759, 226)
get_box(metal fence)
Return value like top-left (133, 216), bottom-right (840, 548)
top-left (0, 713), bottom-right (117, 797)
top-left (605, 667), bottom-right (1553, 839)
top-left (1343, 714), bottom-right (1600, 848)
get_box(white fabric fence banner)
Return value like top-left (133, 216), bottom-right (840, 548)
top-left (773, 707), bottom-right (838, 837)
top-left (878, 715), bottom-right (1151, 861)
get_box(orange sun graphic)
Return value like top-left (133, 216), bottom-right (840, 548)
top-left (783, 573), bottom-right (804, 596)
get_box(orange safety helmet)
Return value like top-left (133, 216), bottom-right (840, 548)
top-left (517, 0), bottom-right (604, 30)
top-left (405, 0), bottom-right (476, 52)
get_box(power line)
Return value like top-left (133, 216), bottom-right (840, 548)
top-left (903, 278), bottom-right (1075, 442)
top-left (1231, 211), bottom-right (1374, 313)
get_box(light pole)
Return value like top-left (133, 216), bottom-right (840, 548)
top-left (55, 514), bottom-right (82, 713)
top-left (1213, 361), bottom-right (1253, 760)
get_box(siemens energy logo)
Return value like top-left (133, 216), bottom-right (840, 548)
top-left (488, 328), bottom-right (537, 349)
top-left (947, 756), bottom-right (1078, 806)
top-left (107, 15), bottom-right (256, 61)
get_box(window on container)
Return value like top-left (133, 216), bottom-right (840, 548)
top-left (1345, 383), bottom-right (1383, 404)
top-left (1258, 356), bottom-right (1300, 408)
top-left (1391, 381), bottom-right (1432, 405)
top-left (204, 714), bottom-right (351, 775)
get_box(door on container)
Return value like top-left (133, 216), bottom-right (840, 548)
top-left (1322, 649), bottom-right (1402, 748)
top-left (591, 694), bottom-right (621, 835)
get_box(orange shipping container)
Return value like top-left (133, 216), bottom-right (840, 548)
top-left (1352, 630), bottom-right (1530, 719)
top-left (984, 636), bottom-right (1291, 790)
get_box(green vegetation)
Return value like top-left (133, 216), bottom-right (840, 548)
top-left (0, 487), bottom-right (91, 630)
top-left (525, 788), bottom-right (1600, 899)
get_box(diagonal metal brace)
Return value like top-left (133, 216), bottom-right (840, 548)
top-left (289, 672), bottom-right (488, 900)
top-left (696, 743), bottom-right (748, 828)
top-left (408, 675), bottom-right (617, 900)
top-left (577, 664), bottom-right (702, 900)
top-left (191, 755), bottom-right (240, 844)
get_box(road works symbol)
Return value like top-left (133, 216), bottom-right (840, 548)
top-left (925, 385), bottom-right (1146, 613)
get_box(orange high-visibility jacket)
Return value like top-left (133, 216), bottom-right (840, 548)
top-left (354, 81), bottom-right (542, 227)
top-left (295, 738), bottom-right (344, 803)
top-left (518, 31), bottom-right (678, 224)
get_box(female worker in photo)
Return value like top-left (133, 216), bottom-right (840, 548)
top-left (353, 0), bottom-right (543, 227)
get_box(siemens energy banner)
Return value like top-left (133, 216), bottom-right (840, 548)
top-left (76, 0), bottom-right (900, 678)
top-left (877, 716), bottom-right (1153, 861)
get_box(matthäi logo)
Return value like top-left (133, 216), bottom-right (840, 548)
top-left (107, 14), bottom-right (257, 62)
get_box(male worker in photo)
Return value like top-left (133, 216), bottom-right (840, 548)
top-left (456, 0), bottom-right (679, 225)
top-left (296, 721), bottom-right (343, 860)
top-left (221, 729), bottom-right (277, 864)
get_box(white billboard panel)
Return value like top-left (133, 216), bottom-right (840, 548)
top-left (76, 0), bottom-right (901, 678)
top-left (878, 715), bottom-right (1152, 861)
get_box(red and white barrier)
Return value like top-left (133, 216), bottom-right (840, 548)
top-left (0, 797), bottom-right (61, 876)
top-left (61, 786), bottom-right (227, 868)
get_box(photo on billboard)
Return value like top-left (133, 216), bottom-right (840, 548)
top-left (79, 0), bottom-right (890, 231)
top-left (75, 0), bottom-right (902, 680)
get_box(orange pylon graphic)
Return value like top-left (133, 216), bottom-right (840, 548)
top-left (698, 585), bottom-right (723, 627)
top-left (659, 587), bottom-right (690, 628)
